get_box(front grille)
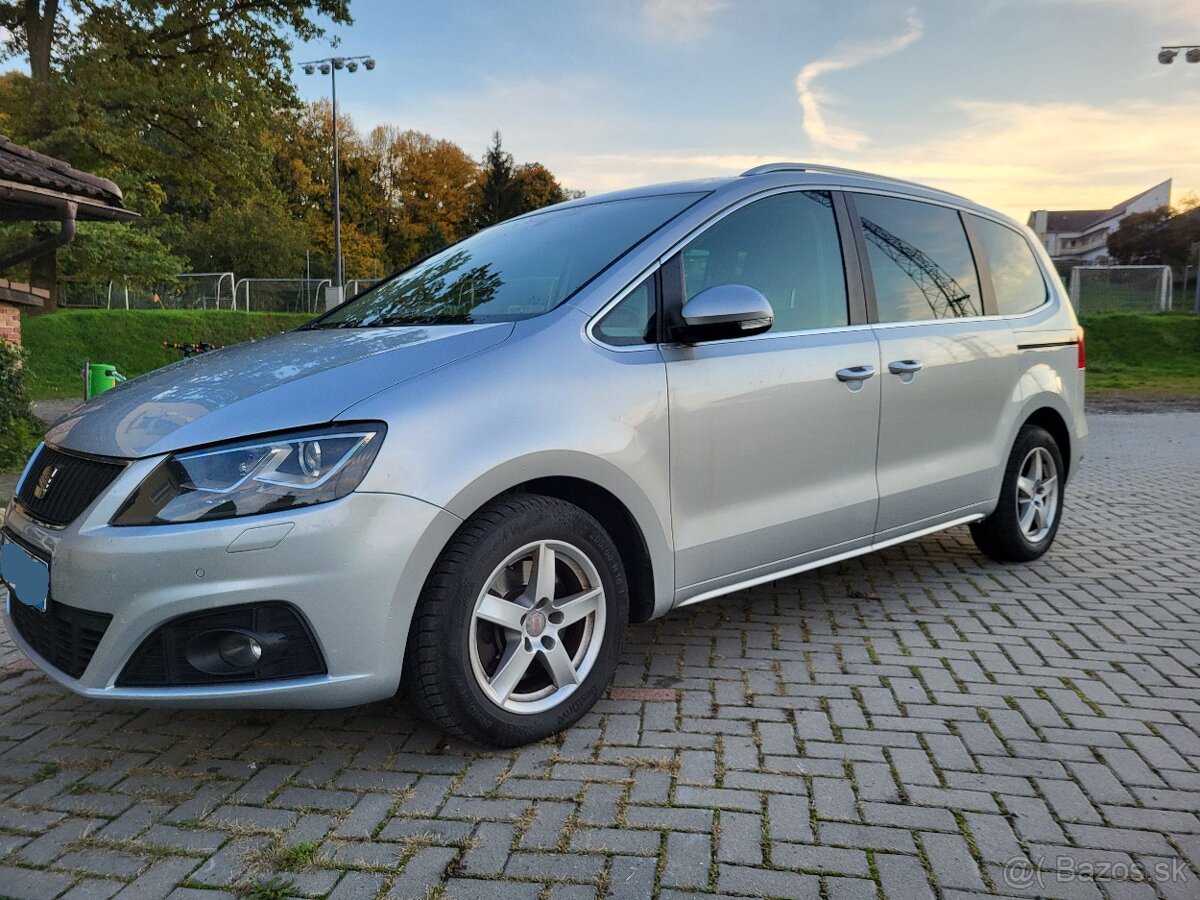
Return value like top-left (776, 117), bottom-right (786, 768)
top-left (117, 602), bottom-right (326, 687)
top-left (15, 445), bottom-right (125, 527)
top-left (10, 594), bottom-right (112, 679)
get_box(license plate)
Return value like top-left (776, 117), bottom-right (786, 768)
top-left (0, 534), bottom-right (49, 613)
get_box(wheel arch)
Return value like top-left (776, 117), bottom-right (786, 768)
top-left (1022, 406), bottom-right (1072, 480)
top-left (439, 452), bottom-right (674, 623)
top-left (516, 477), bottom-right (657, 624)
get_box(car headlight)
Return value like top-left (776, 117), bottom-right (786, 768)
top-left (111, 424), bottom-right (386, 526)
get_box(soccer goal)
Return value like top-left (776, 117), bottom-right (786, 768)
top-left (1068, 265), bottom-right (1173, 314)
top-left (232, 278), bottom-right (330, 313)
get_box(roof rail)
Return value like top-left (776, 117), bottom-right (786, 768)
top-left (739, 162), bottom-right (967, 200)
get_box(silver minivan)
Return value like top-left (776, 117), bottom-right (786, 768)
top-left (1, 163), bottom-right (1086, 746)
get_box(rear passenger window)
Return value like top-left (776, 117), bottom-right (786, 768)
top-left (681, 191), bottom-right (848, 333)
top-left (853, 194), bottom-right (983, 322)
top-left (970, 216), bottom-right (1048, 315)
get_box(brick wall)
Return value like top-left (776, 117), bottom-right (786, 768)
top-left (0, 301), bottom-right (19, 346)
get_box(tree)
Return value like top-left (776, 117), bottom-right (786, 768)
top-left (513, 162), bottom-right (567, 214)
top-left (0, 1), bottom-right (352, 304)
top-left (1108, 202), bottom-right (1200, 268)
top-left (474, 131), bottom-right (521, 228)
top-left (368, 126), bottom-right (479, 266)
top-left (473, 132), bottom-right (579, 230)
top-left (181, 199), bottom-right (308, 279)
top-left (59, 222), bottom-right (187, 289)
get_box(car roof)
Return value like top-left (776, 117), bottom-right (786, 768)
top-left (541, 162), bottom-right (1022, 233)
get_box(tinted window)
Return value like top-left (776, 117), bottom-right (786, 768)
top-left (854, 194), bottom-right (982, 322)
top-left (595, 277), bottom-right (655, 346)
top-left (310, 193), bottom-right (704, 328)
top-left (971, 216), bottom-right (1048, 315)
top-left (681, 191), bottom-right (848, 333)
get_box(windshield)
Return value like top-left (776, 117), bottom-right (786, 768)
top-left (309, 192), bottom-right (705, 328)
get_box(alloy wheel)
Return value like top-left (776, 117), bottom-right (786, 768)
top-left (468, 540), bottom-right (607, 715)
top-left (1015, 446), bottom-right (1059, 543)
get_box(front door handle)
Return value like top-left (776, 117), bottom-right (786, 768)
top-left (836, 365), bottom-right (876, 383)
top-left (888, 359), bottom-right (924, 375)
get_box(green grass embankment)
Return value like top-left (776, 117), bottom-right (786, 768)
top-left (21, 309), bottom-right (311, 400)
top-left (1079, 313), bottom-right (1200, 398)
top-left (17, 309), bottom-right (1200, 402)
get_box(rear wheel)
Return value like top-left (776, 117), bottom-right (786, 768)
top-left (405, 494), bottom-right (627, 747)
top-left (970, 425), bottom-right (1065, 562)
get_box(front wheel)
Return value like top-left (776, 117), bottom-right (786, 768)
top-left (970, 424), bottom-right (1065, 563)
top-left (404, 494), bottom-right (628, 747)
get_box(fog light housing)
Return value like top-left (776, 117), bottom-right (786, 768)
top-left (117, 602), bottom-right (325, 687)
top-left (218, 632), bottom-right (263, 669)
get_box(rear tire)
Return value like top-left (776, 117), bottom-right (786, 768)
top-left (404, 494), bottom-right (628, 747)
top-left (970, 424), bottom-right (1065, 563)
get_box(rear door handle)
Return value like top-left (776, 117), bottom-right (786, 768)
top-left (836, 365), bottom-right (875, 382)
top-left (888, 359), bottom-right (924, 375)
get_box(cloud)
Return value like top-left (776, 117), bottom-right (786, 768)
top-left (640, 0), bottom-right (725, 43)
top-left (557, 99), bottom-right (1200, 223)
top-left (862, 99), bottom-right (1200, 219)
top-left (795, 12), bottom-right (924, 151)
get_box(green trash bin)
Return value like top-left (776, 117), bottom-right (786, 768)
top-left (83, 361), bottom-right (127, 399)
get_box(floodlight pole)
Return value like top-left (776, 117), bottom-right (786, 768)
top-left (298, 54), bottom-right (376, 309)
top-left (330, 62), bottom-right (341, 295)
top-left (1156, 45), bottom-right (1199, 311)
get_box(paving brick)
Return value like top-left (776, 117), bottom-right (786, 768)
top-left (605, 855), bottom-right (657, 900)
top-left (504, 850), bottom-right (605, 882)
top-left (920, 831), bottom-right (988, 892)
top-left (717, 864), bottom-right (819, 899)
top-left (0, 413), bottom-right (1196, 900)
top-left (659, 832), bottom-right (712, 890)
top-left (387, 846), bottom-right (458, 899)
top-left (716, 811), bottom-right (762, 866)
top-left (0, 865), bottom-right (77, 900)
top-left (773, 842), bottom-right (869, 876)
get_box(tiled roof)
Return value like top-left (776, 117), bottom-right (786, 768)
top-left (1043, 182), bottom-right (1170, 236)
top-left (1046, 210), bottom-right (1107, 233)
top-left (0, 135), bottom-right (134, 220)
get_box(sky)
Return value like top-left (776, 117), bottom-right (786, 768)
top-left (295, 0), bottom-right (1200, 222)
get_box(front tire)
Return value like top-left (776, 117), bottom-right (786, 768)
top-left (970, 424), bottom-right (1065, 563)
top-left (405, 494), bottom-right (628, 747)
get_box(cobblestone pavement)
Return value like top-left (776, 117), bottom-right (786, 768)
top-left (1, 411), bottom-right (1198, 900)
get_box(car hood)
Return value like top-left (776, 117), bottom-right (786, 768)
top-left (45, 324), bottom-right (514, 459)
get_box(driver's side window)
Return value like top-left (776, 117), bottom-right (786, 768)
top-left (681, 191), bottom-right (849, 333)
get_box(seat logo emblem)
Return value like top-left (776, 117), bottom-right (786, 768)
top-left (33, 465), bottom-right (59, 500)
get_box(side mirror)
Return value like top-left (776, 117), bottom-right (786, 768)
top-left (673, 284), bottom-right (774, 344)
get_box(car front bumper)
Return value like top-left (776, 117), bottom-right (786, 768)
top-left (2, 455), bottom-right (462, 708)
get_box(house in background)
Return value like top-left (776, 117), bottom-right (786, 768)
top-left (1028, 180), bottom-right (1171, 269)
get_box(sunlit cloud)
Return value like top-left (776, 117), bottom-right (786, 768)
top-left (794, 11), bottom-right (924, 151)
top-left (559, 99), bottom-right (1200, 223)
top-left (640, 0), bottom-right (725, 43)
top-left (850, 100), bottom-right (1200, 220)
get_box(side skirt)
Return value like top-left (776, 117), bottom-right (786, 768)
top-left (673, 513), bottom-right (985, 609)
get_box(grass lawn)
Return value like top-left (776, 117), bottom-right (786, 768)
top-left (21, 309), bottom-right (312, 400)
top-left (15, 309), bottom-right (1200, 405)
top-left (1079, 313), bottom-right (1200, 399)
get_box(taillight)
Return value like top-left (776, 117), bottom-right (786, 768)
top-left (1076, 326), bottom-right (1086, 368)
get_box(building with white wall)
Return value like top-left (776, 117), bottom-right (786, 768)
top-left (1028, 180), bottom-right (1171, 266)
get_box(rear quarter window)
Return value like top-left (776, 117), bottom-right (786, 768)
top-left (970, 216), bottom-right (1049, 316)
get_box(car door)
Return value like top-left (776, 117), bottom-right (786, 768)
top-left (661, 190), bottom-right (882, 598)
top-left (846, 192), bottom-right (1019, 538)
